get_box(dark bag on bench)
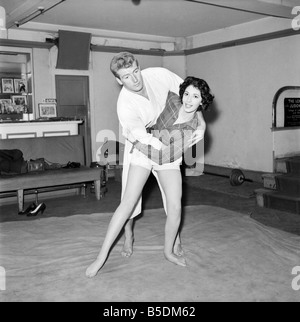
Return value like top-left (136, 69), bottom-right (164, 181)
top-left (0, 149), bottom-right (27, 175)
top-left (27, 158), bottom-right (45, 172)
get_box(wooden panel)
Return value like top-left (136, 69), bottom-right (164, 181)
top-left (55, 75), bottom-right (91, 166)
top-left (7, 132), bottom-right (37, 139)
top-left (0, 167), bottom-right (101, 192)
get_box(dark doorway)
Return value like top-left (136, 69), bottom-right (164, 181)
top-left (55, 75), bottom-right (91, 166)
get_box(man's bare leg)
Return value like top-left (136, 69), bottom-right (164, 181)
top-left (121, 218), bottom-right (134, 257)
top-left (85, 204), bottom-right (133, 278)
top-left (86, 165), bottom-right (150, 278)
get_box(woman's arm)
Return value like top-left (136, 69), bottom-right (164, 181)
top-left (188, 111), bottom-right (206, 147)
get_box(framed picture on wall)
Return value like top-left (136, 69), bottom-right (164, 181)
top-left (12, 95), bottom-right (27, 106)
top-left (14, 79), bottom-right (27, 93)
top-left (38, 103), bottom-right (57, 118)
top-left (0, 98), bottom-right (12, 105)
top-left (0, 99), bottom-right (12, 113)
top-left (1, 78), bottom-right (14, 93)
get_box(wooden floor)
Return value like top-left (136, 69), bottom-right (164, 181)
top-left (1, 174), bottom-right (300, 236)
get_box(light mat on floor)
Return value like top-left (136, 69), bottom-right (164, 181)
top-left (0, 205), bottom-right (299, 302)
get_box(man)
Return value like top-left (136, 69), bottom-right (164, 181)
top-left (114, 52), bottom-right (187, 258)
top-left (85, 52), bottom-right (205, 278)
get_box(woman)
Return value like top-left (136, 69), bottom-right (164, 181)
top-left (129, 76), bottom-right (214, 165)
top-left (85, 76), bottom-right (214, 278)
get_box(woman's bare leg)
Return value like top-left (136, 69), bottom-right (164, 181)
top-left (174, 235), bottom-right (184, 257)
top-left (121, 218), bottom-right (134, 257)
top-left (85, 165), bottom-right (150, 278)
top-left (156, 169), bottom-right (186, 267)
top-left (152, 170), bottom-right (183, 256)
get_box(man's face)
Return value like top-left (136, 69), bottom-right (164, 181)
top-left (116, 61), bottom-right (144, 93)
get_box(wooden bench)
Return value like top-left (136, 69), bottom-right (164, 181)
top-left (0, 135), bottom-right (103, 212)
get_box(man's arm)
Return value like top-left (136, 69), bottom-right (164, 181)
top-left (132, 128), bottom-right (194, 165)
top-left (118, 101), bottom-right (163, 150)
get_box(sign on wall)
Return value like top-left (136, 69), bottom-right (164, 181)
top-left (284, 98), bottom-right (300, 127)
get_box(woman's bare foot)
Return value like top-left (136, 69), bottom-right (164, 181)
top-left (121, 235), bottom-right (134, 257)
top-left (174, 242), bottom-right (184, 257)
top-left (85, 258), bottom-right (105, 278)
top-left (164, 252), bottom-right (186, 267)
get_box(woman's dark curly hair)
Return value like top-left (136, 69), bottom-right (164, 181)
top-left (179, 76), bottom-right (214, 111)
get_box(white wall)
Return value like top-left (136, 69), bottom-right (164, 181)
top-left (274, 130), bottom-right (300, 160)
top-left (186, 34), bottom-right (300, 172)
top-left (163, 55), bottom-right (186, 79)
top-left (32, 48), bottom-right (53, 115)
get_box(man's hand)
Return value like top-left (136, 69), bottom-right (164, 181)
top-left (188, 128), bottom-right (205, 148)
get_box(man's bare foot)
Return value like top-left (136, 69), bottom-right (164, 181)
top-left (121, 236), bottom-right (134, 257)
top-left (164, 252), bottom-right (186, 267)
top-left (85, 258), bottom-right (104, 278)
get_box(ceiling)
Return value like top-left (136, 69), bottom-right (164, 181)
top-left (2, 0), bottom-right (297, 39)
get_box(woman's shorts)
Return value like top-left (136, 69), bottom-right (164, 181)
top-left (130, 148), bottom-right (181, 171)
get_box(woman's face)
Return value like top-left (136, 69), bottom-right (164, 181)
top-left (182, 85), bottom-right (202, 114)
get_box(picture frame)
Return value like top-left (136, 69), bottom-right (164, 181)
top-left (0, 98), bottom-right (24, 116)
top-left (38, 103), bottom-right (57, 118)
top-left (0, 99), bottom-right (12, 113)
top-left (12, 95), bottom-right (27, 106)
top-left (14, 79), bottom-right (27, 93)
top-left (1, 78), bottom-right (14, 93)
top-left (0, 98), bottom-right (12, 106)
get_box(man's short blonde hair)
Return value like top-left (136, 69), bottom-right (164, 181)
top-left (110, 52), bottom-right (139, 78)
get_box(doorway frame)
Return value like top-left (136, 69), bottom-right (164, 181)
top-left (51, 67), bottom-right (96, 165)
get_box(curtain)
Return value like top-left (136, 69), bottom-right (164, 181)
top-left (56, 30), bottom-right (91, 70)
